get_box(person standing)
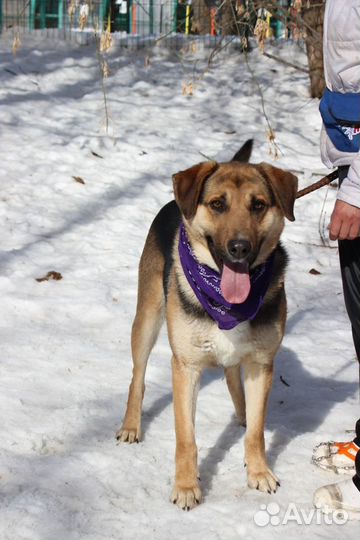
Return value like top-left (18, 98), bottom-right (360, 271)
top-left (312, 0), bottom-right (360, 519)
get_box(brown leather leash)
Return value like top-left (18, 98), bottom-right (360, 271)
top-left (296, 170), bottom-right (339, 199)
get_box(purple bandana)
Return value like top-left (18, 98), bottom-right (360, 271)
top-left (178, 223), bottom-right (274, 330)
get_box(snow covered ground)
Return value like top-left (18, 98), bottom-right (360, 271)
top-left (0, 32), bottom-right (358, 540)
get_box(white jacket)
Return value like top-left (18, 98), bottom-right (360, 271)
top-left (321, 0), bottom-right (360, 207)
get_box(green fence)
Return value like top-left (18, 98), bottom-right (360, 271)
top-left (29, 0), bottom-right (64, 29)
top-left (0, 1), bottom-right (293, 40)
top-left (0, 0), bottom-right (180, 34)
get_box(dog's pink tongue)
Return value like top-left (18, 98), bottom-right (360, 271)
top-left (220, 263), bottom-right (250, 304)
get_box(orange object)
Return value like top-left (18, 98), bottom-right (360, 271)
top-left (132, 4), bottom-right (137, 34)
top-left (210, 7), bottom-right (216, 36)
top-left (334, 441), bottom-right (359, 461)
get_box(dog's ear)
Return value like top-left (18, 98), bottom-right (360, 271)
top-left (231, 139), bottom-right (253, 163)
top-left (173, 160), bottom-right (219, 220)
top-left (257, 163), bottom-right (298, 222)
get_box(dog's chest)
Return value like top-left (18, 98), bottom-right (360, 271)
top-left (197, 322), bottom-right (254, 367)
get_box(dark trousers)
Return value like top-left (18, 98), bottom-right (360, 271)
top-left (338, 166), bottom-right (360, 491)
top-left (338, 166), bottom-right (360, 362)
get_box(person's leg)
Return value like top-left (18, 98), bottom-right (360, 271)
top-left (338, 236), bottom-right (360, 361)
top-left (314, 166), bottom-right (360, 515)
top-left (312, 167), bottom-right (360, 468)
top-left (312, 166), bottom-right (360, 471)
top-left (338, 165), bottom-right (360, 365)
top-left (312, 167), bottom-right (360, 508)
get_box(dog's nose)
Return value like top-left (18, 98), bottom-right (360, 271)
top-left (227, 239), bottom-right (251, 261)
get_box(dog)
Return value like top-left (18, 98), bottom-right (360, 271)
top-left (117, 140), bottom-right (298, 510)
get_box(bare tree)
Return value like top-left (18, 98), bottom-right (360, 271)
top-left (187, 0), bottom-right (326, 97)
top-left (243, 1), bottom-right (326, 97)
top-left (301, 0), bottom-right (325, 98)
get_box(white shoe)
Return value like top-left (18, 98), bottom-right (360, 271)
top-left (312, 441), bottom-right (358, 474)
top-left (314, 478), bottom-right (360, 520)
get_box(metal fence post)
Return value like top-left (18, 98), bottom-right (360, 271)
top-left (173, 0), bottom-right (177, 33)
top-left (29, 0), bottom-right (36, 30)
top-left (149, 0), bottom-right (154, 34)
top-left (40, 0), bottom-right (46, 29)
top-left (58, 0), bottom-right (64, 29)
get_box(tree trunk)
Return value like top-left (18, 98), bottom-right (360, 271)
top-left (301, 0), bottom-right (326, 98)
top-left (219, 1), bottom-right (257, 40)
top-left (219, 0), bottom-right (238, 36)
top-left (191, 0), bottom-right (211, 34)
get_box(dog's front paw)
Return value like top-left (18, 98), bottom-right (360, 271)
top-left (171, 483), bottom-right (202, 511)
top-left (116, 424), bottom-right (141, 444)
top-left (247, 468), bottom-right (280, 494)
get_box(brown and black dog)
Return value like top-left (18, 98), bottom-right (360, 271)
top-left (117, 140), bottom-right (298, 510)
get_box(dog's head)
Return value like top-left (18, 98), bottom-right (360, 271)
top-left (173, 140), bottom-right (298, 304)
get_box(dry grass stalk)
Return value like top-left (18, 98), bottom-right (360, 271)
top-left (100, 31), bottom-right (113, 53)
top-left (68, 0), bottom-right (77, 27)
top-left (102, 59), bottom-right (110, 79)
top-left (254, 18), bottom-right (269, 53)
top-left (266, 128), bottom-right (280, 159)
top-left (12, 34), bottom-right (22, 55)
top-left (190, 41), bottom-right (198, 54)
top-left (79, 2), bottom-right (89, 31)
top-left (182, 81), bottom-right (194, 96)
top-left (236, 1), bottom-right (246, 16)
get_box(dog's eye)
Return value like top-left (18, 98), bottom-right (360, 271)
top-left (251, 199), bottom-right (267, 213)
top-left (209, 199), bottom-right (227, 213)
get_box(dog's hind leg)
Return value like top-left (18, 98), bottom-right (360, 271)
top-left (117, 233), bottom-right (165, 443)
top-left (225, 365), bottom-right (246, 426)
